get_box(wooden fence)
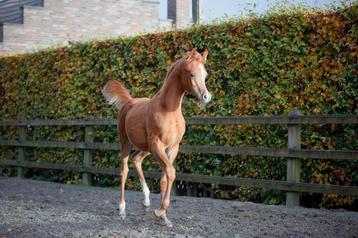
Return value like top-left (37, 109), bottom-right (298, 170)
top-left (0, 110), bottom-right (357, 207)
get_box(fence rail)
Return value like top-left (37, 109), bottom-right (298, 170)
top-left (1, 114), bottom-right (357, 126)
top-left (1, 111), bottom-right (357, 206)
top-left (0, 140), bottom-right (357, 160)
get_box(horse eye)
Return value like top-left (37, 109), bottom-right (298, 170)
top-left (190, 73), bottom-right (195, 77)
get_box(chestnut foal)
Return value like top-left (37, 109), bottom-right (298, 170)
top-left (102, 48), bottom-right (211, 227)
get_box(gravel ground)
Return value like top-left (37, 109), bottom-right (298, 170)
top-left (0, 177), bottom-right (357, 238)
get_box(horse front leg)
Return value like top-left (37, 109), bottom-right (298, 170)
top-left (160, 145), bottom-right (179, 202)
top-left (150, 140), bottom-right (177, 227)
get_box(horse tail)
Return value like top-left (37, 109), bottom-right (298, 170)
top-left (102, 80), bottom-right (132, 110)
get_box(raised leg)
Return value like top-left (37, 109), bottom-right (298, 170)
top-left (132, 151), bottom-right (151, 210)
top-left (160, 173), bottom-right (167, 202)
top-left (160, 145), bottom-right (179, 202)
top-left (119, 146), bottom-right (130, 218)
top-left (150, 141), bottom-right (178, 227)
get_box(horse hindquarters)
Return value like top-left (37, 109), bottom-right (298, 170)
top-left (117, 101), bottom-right (152, 217)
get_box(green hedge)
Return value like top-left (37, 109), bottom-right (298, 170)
top-left (0, 4), bottom-right (357, 208)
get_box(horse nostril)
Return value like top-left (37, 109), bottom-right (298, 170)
top-left (201, 93), bottom-right (211, 103)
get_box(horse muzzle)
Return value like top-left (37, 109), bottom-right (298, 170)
top-left (200, 91), bottom-right (212, 104)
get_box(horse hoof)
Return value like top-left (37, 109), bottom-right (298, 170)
top-left (120, 212), bottom-right (126, 219)
top-left (154, 209), bottom-right (163, 217)
top-left (143, 206), bottom-right (150, 212)
top-left (142, 200), bottom-right (150, 210)
top-left (153, 209), bottom-right (173, 227)
top-left (165, 221), bottom-right (173, 228)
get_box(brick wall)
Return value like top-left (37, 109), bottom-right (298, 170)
top-left (0, 0), bottom-right (172, 56)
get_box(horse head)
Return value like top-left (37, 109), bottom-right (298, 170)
top-left (182, 48), bottom-right (211, 104)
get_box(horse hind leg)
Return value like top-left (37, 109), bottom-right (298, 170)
top-left (119, 144), bottom-right (130, 219)
top-left (132, 151), bottom-right (151, 211)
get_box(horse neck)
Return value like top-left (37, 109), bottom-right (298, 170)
top-left (157, 61), bottom-right (186, 112)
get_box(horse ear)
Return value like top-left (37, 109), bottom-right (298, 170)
top-left (202, 49), bottom-right (208, 62)
top-left (187, 48), bottom-right (197, 61)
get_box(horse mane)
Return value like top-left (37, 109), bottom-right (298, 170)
top-left (153, 57), bottom-right (185, 98)
top-left (165, 57), bottom-right (185, 81)
top-left (165, 51), bottom-right (202, 80)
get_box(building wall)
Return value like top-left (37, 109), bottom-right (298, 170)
top-left (0, 0), bottom-right (172, 56)
top-left (0, 0), bottom-right (44, 24)
top-left (167, 0), bottom-right (191, 29)
top-left (175, 0), bottom-right (191, 29)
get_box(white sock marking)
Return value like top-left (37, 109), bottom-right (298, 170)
top-left (140, 179), bottom-right (150, 207)
top-left (119, 202), bottom-right (126, 215)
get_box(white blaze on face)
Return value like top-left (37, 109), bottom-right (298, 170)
top-left (197, 63), bottom-right (211, 104)
top-left (198, 63), bottom-right (207, 88)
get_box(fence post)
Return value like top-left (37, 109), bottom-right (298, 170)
top-left (82, 126), bottom-right (93, 185)
top-left (17, 126), bottom-right (26, 178)
top-left (286, 109), bottom-right (302, 206)
top-left (186, 182), bottom-right (192, 196)
top-left (192, 183), bottom-right (198, 197)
